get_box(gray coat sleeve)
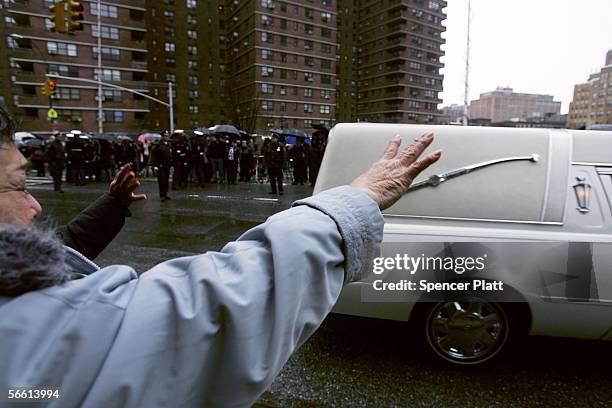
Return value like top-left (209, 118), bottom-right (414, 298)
top-left (84, 186), bottom-right (384, 408)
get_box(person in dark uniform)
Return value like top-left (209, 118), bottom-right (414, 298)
top-left (171, 133), bottom-right (189, 190)
top-left (308, 130), bottom-right (327, 186)
top-left (192, 136), bottom-right (207, 187)
top-left (238, 140), bottom-right (254, 182)
top-left (68, 135), bottom-right (86, 186)
top-left (224, 139), bottom-right (238, 185)
top-left (264, 135), bottom-right (285, 195)
top-left (290, 138), bottom-right (308, 185)
top-left (149, 131), bottom-right (173, 201)
top-left (45, 133), bottom-right (66, 193)
top-left (208, 136), bottom-right (224, 183)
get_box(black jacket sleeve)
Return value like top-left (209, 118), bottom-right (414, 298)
top-left (57, 193), bottom-right (131, 260)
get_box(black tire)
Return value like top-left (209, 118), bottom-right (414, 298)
top-left (412, 296), bottom-right (514, 365)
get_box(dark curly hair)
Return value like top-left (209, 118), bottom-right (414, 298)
top-left (0, 105), bottom-right (15, 147)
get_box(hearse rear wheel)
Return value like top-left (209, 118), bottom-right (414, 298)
top-left (422, 297), bottom-right (510, 365)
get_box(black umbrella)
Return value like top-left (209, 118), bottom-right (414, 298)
top-left (311, 123), bottom-right (330, 133)
top-left (92, 133), bottom-right (115, 141)
top-left (210, 124), bottom-right (240, 137)
top-left (281, 128), bottom-right (308, 138)
top-left (195, 127), bottom-right (211, 136)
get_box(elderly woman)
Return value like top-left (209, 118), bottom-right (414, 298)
top-left (0, 106), bottom-right (440, 407)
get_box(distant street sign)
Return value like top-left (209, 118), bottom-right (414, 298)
top-left (47, 108), bottom-right (58, 120)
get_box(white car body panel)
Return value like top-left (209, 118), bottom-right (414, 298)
top-left (315, 124), bottom-right (612, 341)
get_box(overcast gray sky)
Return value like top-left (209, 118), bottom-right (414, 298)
top-left (440, 0), bottom-right (612, 113)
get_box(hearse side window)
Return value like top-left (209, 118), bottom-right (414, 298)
top-left (596, 168), bottom-right (612, 214)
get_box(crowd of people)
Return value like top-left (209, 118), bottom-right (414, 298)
top-left (17, 129), bottom-right (328, 198)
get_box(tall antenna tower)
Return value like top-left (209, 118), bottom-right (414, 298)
top-left (462, 0), bottom-right (472, 126)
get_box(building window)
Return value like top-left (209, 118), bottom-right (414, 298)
top-left (166, 58), bottom-right (176, 66)
top-left (321, 27), bottom-right (331, 38)
top-left (261, 83), bottom-right (274, 93)
top-left (304, 103), bottom-right (313, 113)
top-left (58, 109), bottom-right (82, 123)
top-left (305, 24), bottom-right (314, 35)
top-left (189, 105), bottom-right (199, 113)
top-left (91, 3), bottom-right (118, 18)
top-left (187, 45), bottom-right (198, 55)
top-left (186, 0), bottom-right (197, 8)
top-left (166, 73), bottom-right (176, 82)
top-left (261, 49), bottom-right (274, 60)
top-left (91, 25), bottom-right (120, 40)
top-left (424, 89), bottom-right (436, 98)
top-left (320, 105), bottom-right (331, 114)
top-left (261, 15), bottom-right (273, 27)
top-left (47, 41), bottom-right (77, 56)
top-left (187, 30), bottom-right (197, 39)
top-left (104, 111), bottom-right (124, 123)
top-left (103, 89), bottom-right (122, 102)
top-left (280, 86), bottom-right (287, 95)
top-left (94, 68), bottom-right (121, 81)
top-left (321, 11), bottom-right (331, 22)
top-left (262, 100), bottom-right (274, 110)
top-left (261, 66), bottom-right (274, 77)
top-left (409, 61), bottom-right (421, 70)
top-left (48, 64), bottom-right (79, 77)
top-left (321, 43), bottom-right (332, 53)
top-left (320, 89), bottom-right (331, 99)
top-left (165, 42), bottom-right (176, 52)
top-left (261, 31), bottom-right (273, 43)
top-left (188, 60), bottom-right (198, 69)
top-left (92, 46), bottom-right (120, 61)
top-left (189, 75), bottom-right (198, 85)
top-left (187, 14), bottom-right (197, 24)
top-left (304, 88), bottom-right (313, 97)
top-left (189, 90), bottom-right (199, 98)
top-left (54, 87), bottom-right (80, 100)
top-left (321, 74), bottom-right (331, 84)
top-left (164, 10), bottom-right (175, 19)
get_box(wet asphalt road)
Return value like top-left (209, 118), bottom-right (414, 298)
top-left (29, 177), bottom-right (612, 408)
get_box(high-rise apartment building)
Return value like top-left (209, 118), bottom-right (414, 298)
top-left (1, 0), bottom-right (149, 132)
top-left (343, 0), bottom-right (446, 124)
top-left (567, 50), bottom-right (612, 129)
top-left (469, 87), bottom-right (561, 123)
top-left (223, 0), bottom-right (337, 131)
top-left (145, 0), bottom-right (227, 130)
top-left (1, 0), bottom-right (447, 133)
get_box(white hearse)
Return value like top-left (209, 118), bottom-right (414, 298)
top-left (315, 123), bottom-right (612, 364)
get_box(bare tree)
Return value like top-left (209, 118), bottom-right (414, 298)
top-left (226, 85), bottom-right (262, 133)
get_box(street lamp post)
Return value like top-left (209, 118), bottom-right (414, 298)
top-left (96, 0), bottom-right (103, 134)
top-left (46, 74), bottom-right (175, 133)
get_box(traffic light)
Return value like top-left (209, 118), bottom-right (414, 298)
top-left (67, 0), bottom-right (84, 32)
top-left (49, 81), bottom-right (57, 96)
top-left (49, 0), bottom-right (67, 33)
top-left (41, 80), bottom-right (57, 97)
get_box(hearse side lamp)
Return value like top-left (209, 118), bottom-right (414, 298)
top-left (572, 176), bottom-right (591, 213)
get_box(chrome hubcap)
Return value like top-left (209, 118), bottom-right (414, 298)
top-left (427, 299), bottom-right (507, 363)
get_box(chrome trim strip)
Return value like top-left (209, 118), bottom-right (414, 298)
top-left (409, 153), bottom-right (539, 190)
top-left (540, 133), bottom-right (554, 221)
top-left (382, 213), bottom-right (564, 226)
top-left (540, 129), bottom-right (571, 223)
top-left (572, 161), bottom-right (612, 167)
